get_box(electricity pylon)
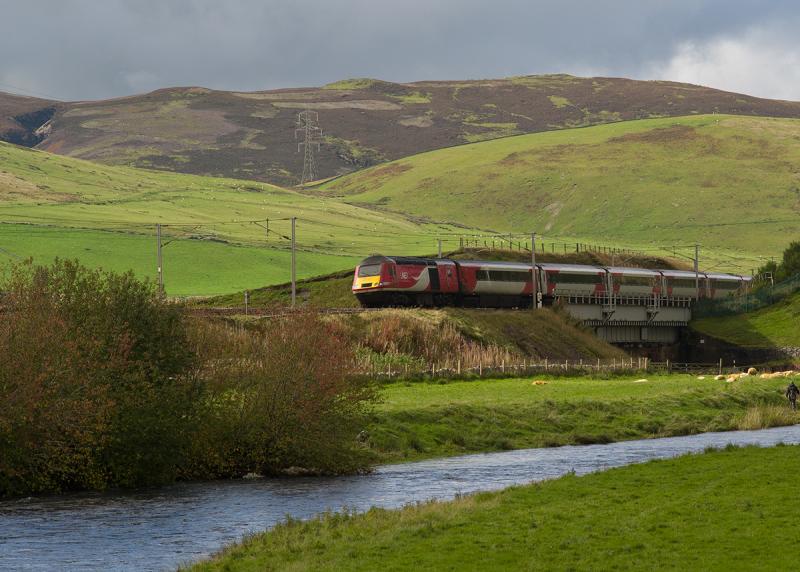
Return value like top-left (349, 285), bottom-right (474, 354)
top-left (295, 106), bottom-right (322, 185)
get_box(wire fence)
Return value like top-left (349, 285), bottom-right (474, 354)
top-left (354, 356), bottom-right (757, 382)
top-left (693, 272), bottom-right (800, 318)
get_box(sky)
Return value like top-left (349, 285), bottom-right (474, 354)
top-left (1, 0), bottom-right (800, 101)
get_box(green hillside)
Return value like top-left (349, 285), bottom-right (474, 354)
top-left (692, 291), bottom-right (800, 348)
top-left (322, 114), bottom-right (800, 271)
top-left (0, 142), bottom-right (468, 295)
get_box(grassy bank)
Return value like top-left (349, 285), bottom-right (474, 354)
top-left (191, 444), bottom-right (800, 571)
top-left (692, 291), bottom-right (800, 349)
top-left (368, 374), bottom-right (796, 462)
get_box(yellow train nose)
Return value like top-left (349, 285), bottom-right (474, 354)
top-left (355, 276), bottom-right (379, 289)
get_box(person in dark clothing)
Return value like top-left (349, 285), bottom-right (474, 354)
top-left (786, 381), bottom-right (800, 411)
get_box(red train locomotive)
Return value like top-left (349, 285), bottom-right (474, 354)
top-left (352, 255), bottom-right (749, 308)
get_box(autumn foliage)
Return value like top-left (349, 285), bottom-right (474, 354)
top-left (0, 260), bottom-right (374, 497)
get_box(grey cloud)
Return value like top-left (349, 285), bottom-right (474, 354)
top-left (0, 0), bottom-right (798, 100)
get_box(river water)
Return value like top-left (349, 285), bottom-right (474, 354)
top-left (2, 424), bottom-right (800, 571)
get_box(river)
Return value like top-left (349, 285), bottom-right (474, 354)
top-left (2, 424), bottom-right (800, 571)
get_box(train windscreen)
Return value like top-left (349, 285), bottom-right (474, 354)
top-left (357, 264), bottom-right (382, 277)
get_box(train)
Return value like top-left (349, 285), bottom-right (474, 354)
top-left (352, 255), bottom-right (751, 308)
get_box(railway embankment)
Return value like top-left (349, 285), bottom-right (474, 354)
top-left (688, 290), bottom-right (800, 367)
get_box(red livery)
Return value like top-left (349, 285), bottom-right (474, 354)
top-left (352, 255), bottom-right (749, 308)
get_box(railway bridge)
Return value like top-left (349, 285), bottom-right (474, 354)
top-left (558, 294), bottom-right (692, 344)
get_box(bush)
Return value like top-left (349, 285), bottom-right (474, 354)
top-left (187, 314), bottom-right (376, 477)
top-left (756, 241), bottom-right (800, 283)
top-left (0, 259), bottom-right (194, 495)
top-left (0, 261), bottom-right (377, 497)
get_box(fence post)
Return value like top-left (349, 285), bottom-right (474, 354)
top-left (718, 358), bottom-right (722, 375)
top-left (667, 359), bottom-right (671, 374)
top-left (432, 362), bottom-right (436, 378)
top-left (501, 359), bottom-right (505, 374)
top-left (457, 359), bottom-right (461, 375)
top-left (545, 358), bottom-right (549, 371)
top-left (479, 359), bottom-right (482, 377)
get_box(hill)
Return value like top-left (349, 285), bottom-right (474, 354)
top-left (0, 92), bottom-right (59, 146)
top-left (321, 114), bottom-right (800, 271)
top-left (0, 142), bottom-right (469, 295)
top-left (4, 75), bottom-right (800, 185)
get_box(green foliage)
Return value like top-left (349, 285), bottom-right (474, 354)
top-left (758, 241), bottom-right (800, 282)
top-left (190, 446), bottom-right (800, 571)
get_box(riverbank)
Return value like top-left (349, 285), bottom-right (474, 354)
top-left (368, 373), bottom-right (797, 462)
top-left (192, 443), bottom-right (800, 571)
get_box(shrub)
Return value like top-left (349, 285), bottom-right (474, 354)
top-left (0, 261), bottom-right (377, 497)
top-left (0, 259), bottom-right (195, 495)
top-left (187, 313), bottom-right (377, 476)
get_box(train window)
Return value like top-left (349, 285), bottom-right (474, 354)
top-left (668, 278), bottom-right (699, 288)
top-left (486, 270), bottom-right (530, 282)
top-left (549, 273), bottom-right (602, 285)
top-left (477, 270), bottom-right (490, 280)
top-left (616, 276), bottom-right (653, 286)
top-left (357, 264), bottom-right (382, 277)
top-left (713, 280), bottom-right (741, 290)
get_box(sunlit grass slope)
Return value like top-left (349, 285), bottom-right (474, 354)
top-left (323, 114), bottom-right (800, 271)
top-left (692, 291), bottom-right (800, 348)
top-left (0, 142), bottom-right (466, 295)
top-left (193, 445), bottom-right (800, 571)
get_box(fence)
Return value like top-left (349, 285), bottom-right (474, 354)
top-left (352, 356), bottom-right (754, 381)
top-left (457, 239), bottom-right (645, 259)
top-left (694, 272), bottom-right (800, 318)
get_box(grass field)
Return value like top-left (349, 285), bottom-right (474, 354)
top-left (0, 225), bottom-right (359, 296)
top-left (368, 374), bottom-right (796, 462)
top-left (191, 445), bottom-right (800, 571)
top-left (322, 114), bottom-right (800, 271)
top-left (692, 291), bottom-right (800, 348)
top-left (0, 142), bottom-right (469, 295)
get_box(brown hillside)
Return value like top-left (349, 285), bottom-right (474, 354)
top-left (3, 74), bottom-right (800, 185)
top-left (0, 92), bottom-right (60, 146)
